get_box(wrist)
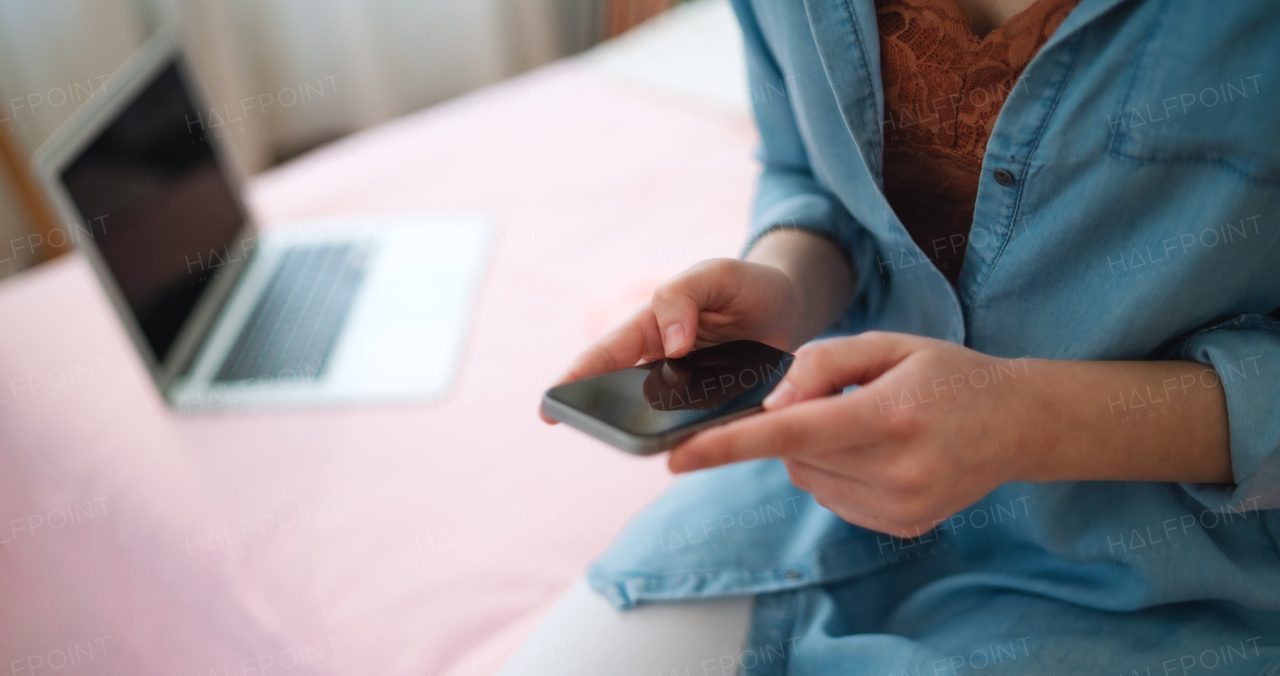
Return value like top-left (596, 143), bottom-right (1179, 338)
top-left (745, 228), bottom-right (855, 348)
top-left (1001, 358), bottom-right (1071, 484)
top-left (1002, 358), bottom-right (1141, 484)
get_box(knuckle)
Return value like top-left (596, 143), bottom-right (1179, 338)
top-left (701, 257), bottom-right (739, 275)
top-left (689, 257), bottom-right (738, 284)
top-left (654, 258), bottom-right (738, 309)
top-left (915, 347), bottom-right (951, 371)
top-left (650, 281), bottom-right (684, 308)
top-left (858, 329), bottom-right (909, 356)
top-left (794, 342), bottom-right (834, 382)
top-left (859, 330), bottom-right (890, 346)
top-left (795, 340), bottom-right (831, 366)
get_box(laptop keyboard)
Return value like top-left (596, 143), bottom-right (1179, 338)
top-left (215, 243), bottom-right (370, 382)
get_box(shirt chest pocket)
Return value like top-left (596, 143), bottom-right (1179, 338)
top-left (1106, 0), bottom-right (1280, 188)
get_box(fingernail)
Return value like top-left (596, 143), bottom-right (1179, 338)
top-left (763, 381), bottom-right (797, 409)
top-left (663, 323), bottom-right (686, 356)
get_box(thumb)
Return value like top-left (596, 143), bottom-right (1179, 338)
top-left (649, 260), bottom-right (737, 358)
top-left (763, 331), bottom-right (914, 409)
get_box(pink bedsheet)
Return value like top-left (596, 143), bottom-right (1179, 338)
top-left (0, 62), bottom-right (757, 675)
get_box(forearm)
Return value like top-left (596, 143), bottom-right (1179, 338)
top-left (1020, 359), bottom-right (1233, 485)
top-left (745, 228), bottom-right (855, 349)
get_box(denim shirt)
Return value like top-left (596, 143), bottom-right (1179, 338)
top-left (590, 0), bottom-right (1280, 672)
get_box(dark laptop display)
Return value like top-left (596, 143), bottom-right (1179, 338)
top-left (59, 59), bottom-right (246, 364)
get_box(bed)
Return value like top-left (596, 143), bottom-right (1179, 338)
top-left (0, 2), bottom-right (758, 673)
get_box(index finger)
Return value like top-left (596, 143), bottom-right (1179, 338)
top-left (667, 388), bottom-right (887, 471)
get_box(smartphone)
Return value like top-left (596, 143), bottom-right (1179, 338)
top-left (541, 340), bottom-right (794, 455)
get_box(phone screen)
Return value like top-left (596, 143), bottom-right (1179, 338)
top-left (546, 340), bottom-right (793, 439)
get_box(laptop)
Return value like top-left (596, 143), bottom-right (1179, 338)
top-left (31, 29), bottom-right (493, 412)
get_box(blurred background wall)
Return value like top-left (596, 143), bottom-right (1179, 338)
top-left (0, 0), bottom-right (682, 277)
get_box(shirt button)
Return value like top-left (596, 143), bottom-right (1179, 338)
top-left (993, 169), bottom-right (1016, 186)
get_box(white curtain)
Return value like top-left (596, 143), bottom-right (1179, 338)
top-left (0, 0), bottom-right (577, 269)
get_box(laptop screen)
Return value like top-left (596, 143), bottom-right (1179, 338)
top-left (59, 58), bottom-right (248, 365)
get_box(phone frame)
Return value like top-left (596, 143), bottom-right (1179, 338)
top-left (540, 394), bottom-right (765, 455)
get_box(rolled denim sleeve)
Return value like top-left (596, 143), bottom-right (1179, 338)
top-left (1162, 313), bottom-right (1280, 511)
top-left (730, 0), bottom-right (859, 260)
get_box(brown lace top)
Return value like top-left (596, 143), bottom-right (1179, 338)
top-left (876, 0), bottom-right (1079, 284)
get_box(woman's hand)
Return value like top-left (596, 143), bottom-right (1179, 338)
top-left (667, 331), bottom-right (1234, 537)
top-left (539, 258), bottom-right (798, 424)
top-left (667, 332), bottom-right (1035, 536)
top-left (541, 229), bottom-right (855, 423)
